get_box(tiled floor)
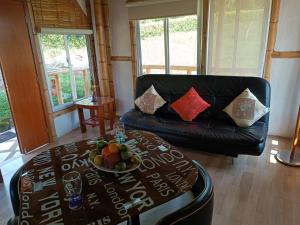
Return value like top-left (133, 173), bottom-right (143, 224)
top-left (0, 129), bottom-right (21, 166)
top-left (0, 127), bottom-right (298, 225)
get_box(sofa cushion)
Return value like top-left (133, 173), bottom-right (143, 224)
top-left (121, 109), bottom-right (267, 147)
top-left (223, 88), bottom-right (269, 127)
top-left (135, 85), bottom-right (166, 114)
top-left (171, 87), bottom-right (211, 121)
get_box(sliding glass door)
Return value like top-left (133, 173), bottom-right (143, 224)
top-left (138, 15), bottom-right (198, 75)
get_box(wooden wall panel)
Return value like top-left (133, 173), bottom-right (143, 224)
top-left (0, 0), bottom-right (49, 152)
top-left (25, 1), bottom-right (57, 141)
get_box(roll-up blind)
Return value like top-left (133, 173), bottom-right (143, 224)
top-left (126, 0), bottom-right (197, 20)
top-left (207, 0), bottom-right (271, 77)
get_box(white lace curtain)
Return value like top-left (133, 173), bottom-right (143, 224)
top-left (207, 0), bottom-right (271, 77)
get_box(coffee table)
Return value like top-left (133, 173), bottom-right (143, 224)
top-left (18, 131), bottom-right (198, 225)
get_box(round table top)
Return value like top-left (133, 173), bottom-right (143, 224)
top-left (18, 130), bottom-right (198, 225)
top-left (75, 97), bottom-right (114, 107)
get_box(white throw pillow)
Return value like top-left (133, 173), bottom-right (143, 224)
top-left (223, 88), bottom-right (269, 127)
top-left (135, 85), bottom-right (166, 114)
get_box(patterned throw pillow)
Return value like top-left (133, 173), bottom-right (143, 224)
top-left (135, 85), bottom-right (166, 114)
top-left (223, 88), bottom-right (269, 127)
top-left (171, 87), bottom-right (211, 122)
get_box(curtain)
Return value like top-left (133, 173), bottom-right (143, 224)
top-left (207, 0), bottom-right (271, 77)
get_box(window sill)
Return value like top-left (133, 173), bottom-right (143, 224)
top-left (52, 104), bottom-right (77, 118)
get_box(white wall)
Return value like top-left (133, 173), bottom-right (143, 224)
top-left (109, 0), bottom-right (134, 116)
top-left (54, 109), bottom-right (90, 137)
top-left (268, 0), bottom-right (300, 137)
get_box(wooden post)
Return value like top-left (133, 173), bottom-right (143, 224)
top-left (101, 0), bottom-right (115, 99)
top-left (201, 0), bottom-right (209, 74)
top-left (129, 21), bottom-right (137, 92)
top-left (94, 0), bottom-right (109, 98)
top-left (272, 51), bottom-right (300, 58)
top-left (263, 0), bottom-right (281, 81)
top-left (82, 69), bottom-right (90, 97)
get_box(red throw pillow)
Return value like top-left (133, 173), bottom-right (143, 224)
top-left (171, 87), bottom-right (210, 121)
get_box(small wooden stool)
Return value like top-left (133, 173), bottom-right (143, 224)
top-left (75, 97), bottom-right (115, 136)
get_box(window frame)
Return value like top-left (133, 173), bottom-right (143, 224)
top-left (38, 29), bottom-right (95, 112)
top-left (136, 0), bottom-right (203, 75)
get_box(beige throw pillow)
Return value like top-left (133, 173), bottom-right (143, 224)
top-left (135, 85), bottom-right (166, 115)
top-left (223, 88), bottom-right (269, 127)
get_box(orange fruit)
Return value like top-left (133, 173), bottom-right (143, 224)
top-left (94, 155), bottom-right (103, 166)
top-left (104, 153), bottom-right (121, 169)
top-left (108, 143), bottom-right (120, 154)
top-left (102, 146), bottom-right (110, 156)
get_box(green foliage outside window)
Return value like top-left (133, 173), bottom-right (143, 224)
top-left (0, 90), bottom-right (11, 119)
top-left (41, 34), bottom-right (86, 49)
top-left (140, 16), bottom-right (197, 39)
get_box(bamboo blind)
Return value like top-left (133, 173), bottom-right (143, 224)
top-left (29, 0), bottom-right (92, 31)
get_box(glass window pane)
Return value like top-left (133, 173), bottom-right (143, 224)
top-left (207, 0), bottom-right (271, 76)
top-left (169, 15), bottom-right (197, 75)
top-left (140, 19), bottom-right (165, 74)
top-left (41, 34), bottom-right (73, 106)
top-left (67, 35), bottom-right (92, 99)
top-left (0, 68), bottom-right (12, 120)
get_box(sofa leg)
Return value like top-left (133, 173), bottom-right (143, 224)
top-left (232, 157), bottom-right (238, 165)
top-left (0, 169), bottom-right (3, 184)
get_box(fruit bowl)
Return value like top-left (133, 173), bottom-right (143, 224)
top-left (88, 141), bottom-right (141, 174)
top-left (88, 153), bottom-right (141, 173)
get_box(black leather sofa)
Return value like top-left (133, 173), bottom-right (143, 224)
top-left (121, 75), bottom-right (271, 157)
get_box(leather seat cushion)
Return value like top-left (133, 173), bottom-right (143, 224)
top-left (122, 109), bottom-right (267, 147)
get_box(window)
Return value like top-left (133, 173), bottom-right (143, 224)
top-left (169, 16), bottom-right (197, 74)
top-left (138, 15), bottom-right (198, 75)
top-left (140, 19), bottom-right (165, 74)
top-left (207, 0), bottom-right (271, 76)
top-left (40, 33), bottom-right (93, 111)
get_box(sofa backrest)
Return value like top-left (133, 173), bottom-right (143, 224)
top-left (135, 74), bottom-right (271, 123)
